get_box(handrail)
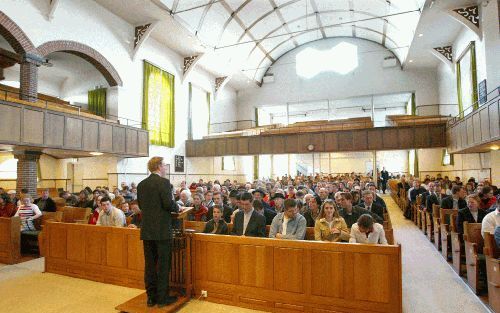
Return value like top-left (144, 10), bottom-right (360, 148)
top-left (447, 86), bottom-right (500, 127)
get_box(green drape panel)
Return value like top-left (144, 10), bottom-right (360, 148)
top-left (206, 92), bottom-right (211, 134)
top-left (414, 149), bottom-right (419, 178)
top-left (142, 61), bottom-right (175, 147)
top-left (456, 61), bottom-right (463, 118)
top-left (470, 42), bottom-right (479, 110)
top-left (255, 108), bottom-right (259, 127)
top-left (253, 155), bottom-right (259, 180)
top-left (411, 93), bottom-right (416, 116)
top-left (88, 88), bottom-right (106, 117)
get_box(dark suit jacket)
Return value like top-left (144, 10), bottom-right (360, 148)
top-left (410, 187), bottom-right (427, 203)
top-left (381, 170), bottom-right (389, 181)
top-left (203, 219), bottom-right (229, 234)
top-left (137, 173), bottom-right (175, 240)
top-left (356, 203), bottom-right (384, 223)
top-left (206, 204), bottom-right (233, 223)
top-left (231, 210), bottom-right (266, 237)
top-left (397, 182), bottom-right (410, 193)
top-left (262, 208), bottom-right (277, 225)
top-left (441, 196), bottom-right (467, 210)
top-left (425, 193), bottom-right (442, 212)
top-left (34, 197), bottom-right (56, 212)
top-left (374, 195), bottom-right (387, 209)
top-left (456, 208), bottom-right (487, 234)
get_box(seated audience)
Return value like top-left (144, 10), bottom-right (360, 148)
top-left (189, 193), bottom-right (208, 221)
top-left (206, 191), bottom-right (233, 223)
top-left (203, 205), bottom-right (228, 234)
top-left (456, 194), bottom-right (486, 234)
top-left (409, 179), bottom-right (427, 204)
top-left (204, 191), bottom-right (214, 210)
top-left (314, 199), bottom-right (349, 242)
top-left (441, 185), bottom-right (467, 210)
top-left (112, 195), bottom-right (126, 208)
top-left (271, 192), bottom-right (285, 213)
top-left (269, 199), bottom-right (306, 240)
top-left (304, 195), bottom-right (322, 227)
top-left (252, 189), bottom-right (272, 211)
top-left (127, 200), bottom-right (142, 228)
top-left (176, 189), bottom-right (192, 208)
top-left (231, 192), bottom-right (266, 237)
top-left (479, 186), bottom-right (496, 210)
top-left (349, 214), bottom-right (388, 245)
top-left (356, 190), bottom-right (384, 222)
top-left (425, 182), bottom-right (442, 214)
top-left (14, 195), bottom-right (42, 232)
top-left (91, 189), bottom-right (101, 210)
top-left (120, 202), bottom-right (132, 217)
top-left (34, 189), bottom-right (56, 212)
top-left (96, 196), bottom-right (125, 227)
top-left (339, 192), bottom-right (380, 228)
top-left (77, 190), bottom-right (93, 208)
top-left (253, 200), bottom-right (276, 225)
top-left (367, 184), bottom-right (387, 210)
top-left (88, 195), bottom-right (102, 225)
top-left (482, 197), bottom-right (500, 238)
top-left (0, 195), bottom-right (16, 217)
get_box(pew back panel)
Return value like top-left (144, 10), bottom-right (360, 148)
top-left (0, 217), bottom-right (21, 264)
top-left (192, 233), bottom-right (402, 313)
top-left (463, 222), bottom-right (484, 294)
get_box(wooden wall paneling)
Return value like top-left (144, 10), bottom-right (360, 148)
top-left (460, 121), bottom-right (468, 149)
top-left (414, 126), bottom-right (429, 148)
top-left (352, 130), bottom-right (368, 151)
top-left (194, 140), bottom-right (204, 157)
top-left (0, 217), bottom-right (20, 264)
top-left (310, 250), bottom-right (344, 298)
top-left (397, 128), bottom-right (414, 150)
top-left (337, 131), bottom-right (354, 151)
top-left (106, 232), bottom-right (126, 268)
top-left (125, 128), bottom-right (138, 155)
top-left (261, 136), bottom-right (273, 154)
top-left (273, 247), bottom-right (304, 293)
top-left (272, 136), bottom-right (286, 154)
top-left (298, 134), bottom-right (311, 153)
top-left (65, 117), bottom-right (83, 149)
top-left (0, 104), bottom-right (21, 142)
top-left (85, 230), bottom-right (106, 265)
top-left (239, 245), bottom-right (273, 289)
top-left (22, 108), bottom-right (44, 144)
top-left (45, 113), bottom-right (64, 147)
top-left (112, 126), bottom-right (126, 154)
top-left (203, 139), bottom-right (216, 156)
top-left (185, 141), bottom-right (196, 157)
top-left (285, 134), bottom-right (299, 153)
top-left (311, 133), bottom-right (325, 152)
top-left (466, 117), bottom-right (474, 147)
top-left (137, 131), bottom-right (149, 156)
top-left (472, 113), bottom-right (482, 144)
top-left (127, 233), bottom-right (144, 271)
top-left (215, 139), bottom-right (227, 156)
top-left (382, 129), bottom-right (399, 149)
top-left (48, 224), bottom-right (67, 259)
top-left (480, 107), bottom-right (490, 141)
top-left (489, 101), bottom-right (499, 139)
top-left (99, 123), bottom-right (113, 152)
top-left (226, 138), bottom-right (237, 155)
top-left (205, 241), bottom-right (237, 284)
top-left (353, 253), bottom-right (390, 303)
top-left (66, 227), bottom-right (86, 262)
top-left (367, 129), bottom-right (382, 150)
top-left (324, 132), bottom-right (338, 151)
top-left (248, 136), bottom-right (261, 154)
top-left (237, 137), bottom-right (250, 155)
top-left (83, 120), bottom-right (99, 152)
top-left (429, 125), bottom-right (446, 147)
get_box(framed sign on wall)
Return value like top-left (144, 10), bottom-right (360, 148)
top-left (174, 155), bottom-right (184, 172)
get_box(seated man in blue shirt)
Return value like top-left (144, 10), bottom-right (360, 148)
top-left (269, 199), bottom-right (307, 240)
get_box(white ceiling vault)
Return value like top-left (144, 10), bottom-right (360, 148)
top-left (159, 0), bottom-right (426, 83)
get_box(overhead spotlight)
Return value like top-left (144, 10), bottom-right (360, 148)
top-left (90, 152), bottom-right (103, 156)
top-left (418, 33), bottom-right (423, 37)
top-left (491, 145), bottom-right (499, 151)
top-left (409, 60), bottom-right (414, 63)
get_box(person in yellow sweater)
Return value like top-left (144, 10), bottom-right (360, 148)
top-left (314, 199), bottom-right (350, 242)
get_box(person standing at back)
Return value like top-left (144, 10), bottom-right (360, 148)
top-left (137, 157), bottom-right (177, 308)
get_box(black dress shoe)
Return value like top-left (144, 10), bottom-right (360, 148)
top-left (157, 296), bottom-right (178, 308)
top-left (147, 297), bottom-right (156, 307)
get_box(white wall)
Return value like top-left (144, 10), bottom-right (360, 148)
top-left (237, 37), bottom-right (439, 122)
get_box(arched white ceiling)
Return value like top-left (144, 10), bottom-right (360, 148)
top-left (160, 0), bottom-right (425, 82)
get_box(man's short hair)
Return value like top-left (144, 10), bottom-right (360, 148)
top-left (357, 214), bottom-right (374, 229)
top-left (341, 192), bottom-right (352, 202)
top-left (362, 190), bottom-right (373, 197)
top-left (212, 204), bottom-right (223, 213)
top-left (284, 198), bottom-right (297, 210)
top-left (101, 196), bottom-right (111, 203)
top-left (147, 156), bottom-right (164, 173)
top-left (451, 185), bottom-right (463, 195)
top-left (240, 192), bottom-right (253, 202)
top-left (296, 190), bottom-right (304, 197)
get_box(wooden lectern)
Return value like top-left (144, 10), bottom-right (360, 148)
top-left (116, 207), bottom-right (194, 313)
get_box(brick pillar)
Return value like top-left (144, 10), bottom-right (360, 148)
top-left (14, 151), bottom-right (41, 199)
top-left (19, 55), bottom-right (40, 102)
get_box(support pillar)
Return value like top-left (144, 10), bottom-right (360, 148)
top-left (14, 151), bottom-right (41, 199)
top-left (372, 151), bottom-right (378, 188)
top-left (19, 54), bottom-right (41, 102)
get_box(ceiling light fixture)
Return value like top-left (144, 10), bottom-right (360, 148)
top-left (90, 152), bottom-right (103, 156)
top-left (491, 145), bottom-right (499, 151)
top-left (418, 33), bottom-right (423, 37)
top-left (409, 60), bottom-right (414, 63)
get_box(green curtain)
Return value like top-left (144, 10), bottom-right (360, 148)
top-left (206, 92), bottom-right (211, 134)
top-left (142, 61), bottom-right (175, 147)
top-left (88, 88), bottom-right (106, 117)
top-left (255, 107), bottom-right (259, 127)
top-left (253, 155), bottom-right (259, 180)
top-left (456, 61), bottom-right (463, 118)
top-left (411, 92), bottom-right (416, 116)
top-left (414, 149), bottom-right (419, 178)
top-left (470, 41), bottom-right (479, 110)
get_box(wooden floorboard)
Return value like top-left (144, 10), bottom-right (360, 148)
top-left (116, 292), bottom-right (189, 313)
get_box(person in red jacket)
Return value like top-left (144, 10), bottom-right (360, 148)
top-left (0, 195), bottom-right (16, 217)
top-left (480, 186), bottom-right (497, 210)
top-left (88, 195), bottom-right (102, 225)
top-left (189, 193), bottom-right (208, 221)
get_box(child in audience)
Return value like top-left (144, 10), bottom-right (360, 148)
top-left (203, 205), bottom-right (228, 234)
top-left (14, 195), bottom-right (42, 232)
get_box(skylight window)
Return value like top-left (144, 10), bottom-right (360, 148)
top-left (296, 42), bottom-right (358, 78)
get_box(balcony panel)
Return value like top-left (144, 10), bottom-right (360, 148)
top-left (45, 113), bottom-right (65, 147)
top-left (83, 121), bottom-right (99, 151)
top-left (65, 117), bottom-right (83, 149)
top-left (0, 105), bottom-right (21, 142)
top-left (23, 108), bottom-right (44, 145)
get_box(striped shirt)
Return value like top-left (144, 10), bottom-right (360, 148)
top-left (14, 204), bottom-right (42, 231)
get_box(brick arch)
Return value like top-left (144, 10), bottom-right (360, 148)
top-left (37, 40), bottom-right (123, 86)
top-left (0, 10), bottom-right (37, 54)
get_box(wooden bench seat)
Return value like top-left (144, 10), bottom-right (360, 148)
top-left (484, 232), bottom-right (500, 312)
top-left (464, 222), bottom-right (486, 294)
top-left (440, 209), bottom-right (457, 260)
top-left (450, 217), bottom-right (464, 275)
top-left (57, 206), bottom-right (91, 223)
top-left (0, 217), bottom-right (21, 264)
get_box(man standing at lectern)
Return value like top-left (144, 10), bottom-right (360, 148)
top-left (137, 156), bottom-right (177, 307)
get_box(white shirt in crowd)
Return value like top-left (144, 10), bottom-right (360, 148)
top-left (282, 216), bottom-right (289, 235)
top-left (481, 208), bottom-right (500, 238)
top-left (349, 223), bottom-right (388, 245)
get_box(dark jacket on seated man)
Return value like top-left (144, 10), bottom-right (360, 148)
top-left (34, 197), bottom-right (57, 212)
top-left (231, 209), bottom-right (266, 237)
top-left (441, 196), bottom-right (467, 210)
top-left (355, 202), bottom-right (385, 221)
top-left (340, 206), bottom-right (382, 228)
top-left (410, 187), bottom-right (427, 204)
top-left (426, 192), bottom-right (443, 212)
top-left (456, 207), bottom-right (487, 234)
top-left (203, 219), bottom-right (229, 234)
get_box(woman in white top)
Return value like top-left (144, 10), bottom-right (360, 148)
top-left (349, 214), bottom-right (388, 245)
top-left (14, 195), bottom-right (42, 232)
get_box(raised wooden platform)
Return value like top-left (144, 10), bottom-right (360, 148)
top-left (115, 292), bottom-right (189, 313)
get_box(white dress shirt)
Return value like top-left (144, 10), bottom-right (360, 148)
top-left (243, 208), bottom-right (254, 234)
top-left (349, 223), bottom-right (388, 245)
top-left (481, 208), bottom-right (500, 238)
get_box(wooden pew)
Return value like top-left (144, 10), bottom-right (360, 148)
top-left (463, 222), bottom-right (485, 294)
top-left (37, 211), bottom-right (63, 257)
top-left (440, 209), bottom-right (457, 260)
top-left (57, 206), bottom-right (91, 223)
top-left (191, 233), bottom-right (402, 313)
top-left (0, 217), bottom-right (21, 264)
top-left (432, 205), bottom-right (441, 250)
top-left (450, 217), bottom-right (464, 275)
top-left (425, 209), bottom-right (433, 241)
top-left (483, 232), bottom-right (500, 312)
